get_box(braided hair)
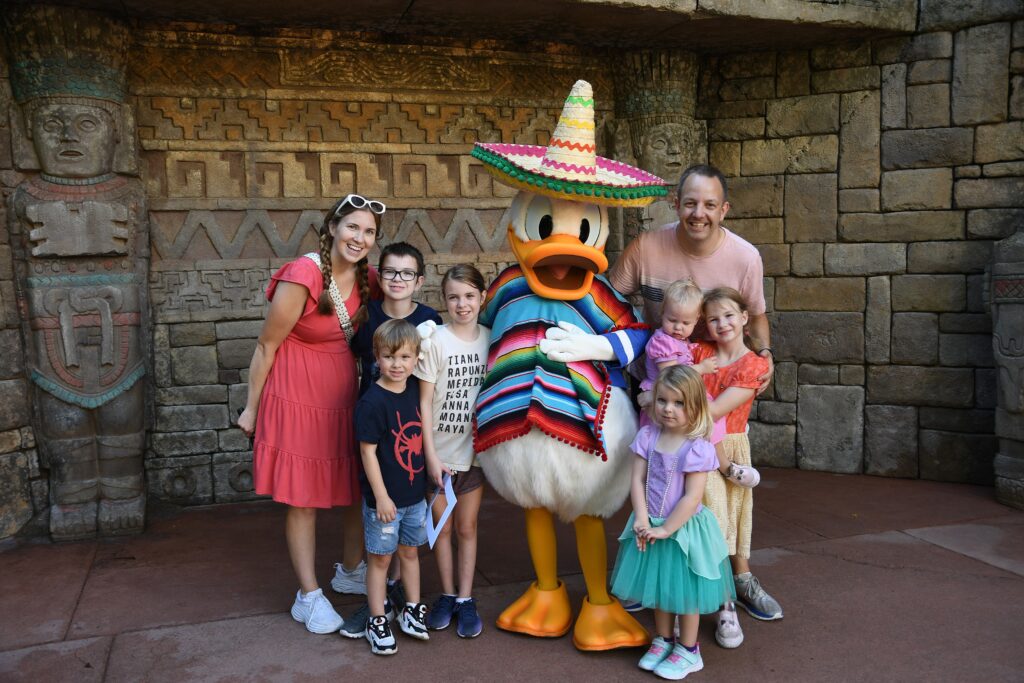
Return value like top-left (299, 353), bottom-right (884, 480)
top-left (316, 197), bottom-right (380, 325)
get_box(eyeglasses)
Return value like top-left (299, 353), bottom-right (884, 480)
top-left (337, 193), bottom-right (386, 215)
top-left (380, 268), bottom-right (420, 282)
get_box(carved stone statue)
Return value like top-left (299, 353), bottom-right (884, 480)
top-left (992, 225), bottom-right (1024, 510)
top-left (3, 6), bottom-right (149, 539)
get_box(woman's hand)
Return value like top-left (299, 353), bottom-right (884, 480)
top-left (237, 407), bottom-right (257, 437)
top-left (376, 496), bottom-right (397, 523)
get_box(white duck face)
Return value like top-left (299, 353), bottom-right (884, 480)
top-left (506, 190), bottom-right (611, 301)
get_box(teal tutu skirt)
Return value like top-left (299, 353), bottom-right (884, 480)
top-left (610, 508), bottom-right (736, 615)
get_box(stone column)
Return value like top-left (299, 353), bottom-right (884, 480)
top-left (992, 225), bottom-right (1024, 510)
top-left (2, 6), bottom-right (149, 539)
top-left (610, 50), bottom-right (706, 252)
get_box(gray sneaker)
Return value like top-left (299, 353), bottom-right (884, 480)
top-left (735, 573), bottom-right (783, 621)
top-left (338, 599), bottom-right (394, 638)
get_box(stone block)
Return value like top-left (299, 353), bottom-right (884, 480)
top-left (939, 333), bottom-right (994, 367)
top-left (840, 364), bottom-right (865, 385)
top-left (907, 241), bottom-right (992, 274)
top-left (874, 32), bottom-right (953, 64)
top-left (153, 324), bottom-right (171, 389)
top-left (955, 178), bottom-right (1024, 208)
top-left (720, 76), bottom-right (775, 101)
top-left (839, 90), bottom-right (881, 188)
top-left (1012, 49), bottom-right (1024, 74)
top-left (967, 209), bottom-right (1024, 240)
top-left (976, 368), bottom-right (996, 410)
top-left (156, 385), bottom-right (228, 406)
top-left (784, 173), bottom-right (838, 242)
top-left (866, 276), bottom-right (891, 365)
top-left (772, 312), bottom-right (864, 363)
top-left (906, 84), bottom-right (951, 128)
top-left (880, 128), bottom-right (973, 169)
top-left (975, 122), bottom-right (1024, 163)
top-left (217, 339), bottom-right (258, 370)
top-left (812, 43), bottom-right (872, 70)
top-left (741, 135), bottom-right (838, 175)
top-left (907, 59), bottom-right (952, 84)
top-left (955, 165), bottom-right (982, 178)
top-left (213, 452), bottom-right (260, 503)
top-left (757, 401), bottom-right (796, 424)
top-left (721, 52), bottom-right (776, 78)
top-left (840, 212), bottom-right (964, 242)
top-left (709, 117), bottom-right (765, 141)
top-left (881, 64), bottom-right (907, 130)
top-left (0, 330), bottom-right (24, 380)
top-left (748, 422), bottom-right (796, 468)
top-left (891, 313), bottom-right (939, 365)
top-left (146, 454), bottom-right (213, 505)
top-left (798, 364), bottom-right (839, 384)
top-left (710, 142), bottom-right (741, 176)
top-left (939, 313), bottom-right (991, 334)
top-left (727, 218), bottom-right (783, 244)
top-left (215, 320), bottom-right (264, 339)
top-left (170, 346), bottom-right (219, 386)
top-left (151, 430), bottom-right (220, 457)
top-left (797, 385), bottom-right (864, 473)
top-left (967, 274), bottom-right (986, 313)
top-left (773, 361), bottom-right (797, 402)
top-left (919, 429), bottom-right (995, 484)
top-left (920, 407), bottom-right (994, 433)
top-left (864, 405), bottom-right (918, 478)
top-left (812, 67), bottom-right (879, 94)
top-left (791, 243), bottom-right (823, 276)
top-left (0, 429), bottom-right (20, 455)
top-left (775, 277), bottom-right (864, 311)
top-left (867, 366), bottom-right (974, 407)
top-left (776, 51), bottom-right (810, 97)
top-left (219, 429), bottom-right (251, 452)
top-left (891, 274), bottom-right (965, 312)
top-left (880, 169), bottom-right (952, 211)
top-left (698, 99), bottom-right (766, 120)
top-left (0, 451), bottom-right (33, 539)
top-left (219, 369), bottom-right (240, 385)
top-left (229, 383), bottom-right (248, 418)
top-left (1016, 20), bottom-right (1024, 49)
top-left (169, 322), bottom-right (216, 347)
top-left (952, 23), bottom-right (1011, 125)
top-left (825, 243), bottom-right (906, 276)
top-left (758, 244), bottom-right (789, 276)
top-left (727, 175), bottom-right (783, 217)
top-left (765, 94), bottom-right (839, 136)
top-left (983, 161), bottom-right (1024, 177)
top-left (919, 1), bottom-right (1021, 31)
top-left (838, 188), bottom-right (879, 213)
top-left (0, 380), bottom-right (30, 431)
top-left (1012, 76), bottom-right (1024, 119)
top-left (155, 405), bottom-right (230, 431)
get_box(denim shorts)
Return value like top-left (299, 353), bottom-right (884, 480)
top-left (363, 499), bottom-right (427, 555)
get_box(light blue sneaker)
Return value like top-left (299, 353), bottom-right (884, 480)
top-left (653, 643), bottom-right (703, 680)
top-left (638, 636), bottom-right (673, 671)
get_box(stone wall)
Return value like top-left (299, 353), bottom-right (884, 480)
top-left (696, 14), bottom-right (1024, 483)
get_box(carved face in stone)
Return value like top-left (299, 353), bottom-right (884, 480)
top-left (639, 122), bottom-right (691, 182)
top-left (30, 103), bottom-right (117, 178)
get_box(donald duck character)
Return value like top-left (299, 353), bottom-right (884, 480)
top-left (470, 80), bottom-right (665, 650)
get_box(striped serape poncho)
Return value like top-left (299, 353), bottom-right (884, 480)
top-left (474, 265), bottom-right (648, 460)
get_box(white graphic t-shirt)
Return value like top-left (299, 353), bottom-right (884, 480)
top-left (414, 324), bottom-right (490, 471)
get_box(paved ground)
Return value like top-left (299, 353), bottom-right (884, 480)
top-left (1, 467), bottom-right (1023, 682)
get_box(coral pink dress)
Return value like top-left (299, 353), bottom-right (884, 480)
top-left (254, 257), bottom-right (378, 508)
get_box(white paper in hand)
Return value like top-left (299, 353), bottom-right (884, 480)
top-left (426, 473), bottom-right (457, 549)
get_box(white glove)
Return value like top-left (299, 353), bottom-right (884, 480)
top-left (417, 319), bottom-right (437, 357)
top-left (540, 321), bottom-right (615, 363)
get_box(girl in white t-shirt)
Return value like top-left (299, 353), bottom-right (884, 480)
top-left (415, 264), bottom-right (491, 639)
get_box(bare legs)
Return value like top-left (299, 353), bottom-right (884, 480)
top-left (287, 503), bottom-right (365, 593)
top-left (431, 485), bottom-right (483, 597)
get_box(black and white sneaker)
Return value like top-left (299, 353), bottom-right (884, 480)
top-left (398, 603), bottom-right (430, 641)
top-left (366, 615), bottom-right (397, 655)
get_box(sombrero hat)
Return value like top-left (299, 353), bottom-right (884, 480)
top-left (472, 80), bottom-right (669, 208)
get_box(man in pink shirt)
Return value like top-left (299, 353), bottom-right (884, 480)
top-left (608, 164), bottom-right (775, 387)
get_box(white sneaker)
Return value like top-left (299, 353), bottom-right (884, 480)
top-left (398, 602), bottom-right (430, 641)
top-left (290, 588), bottom-right (343, 634)
top-left (330, 561), bottom-right (367, 595)
top-left (715, 603), bottom-right (744, 649)
top-left (366, 615), bottom-right (397, 655)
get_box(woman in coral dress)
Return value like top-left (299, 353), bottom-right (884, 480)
top-left (238, 194), bottom-right (384, 634)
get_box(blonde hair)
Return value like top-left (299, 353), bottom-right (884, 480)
top-left (372, 319), bottom-right (420, 356)
top-left (662, 278), bottom-right (704, 316)
top-left (653, 365), bottom-right (715, 440)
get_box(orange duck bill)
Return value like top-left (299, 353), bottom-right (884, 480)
top-left (508, 228), bottom-right (609, 302)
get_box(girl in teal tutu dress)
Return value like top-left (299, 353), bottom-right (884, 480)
top-left (611, 364), bottom-right (735, 680)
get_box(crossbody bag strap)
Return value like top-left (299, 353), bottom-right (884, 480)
top-left (303, 252), bottom-right (356, 344)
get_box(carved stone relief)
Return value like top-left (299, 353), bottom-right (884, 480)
top-left (992, 225), bottom-right (1024, 510)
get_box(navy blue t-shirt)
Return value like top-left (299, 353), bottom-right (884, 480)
top-left (352, 300), bottom-right (442, 396)
top-left (355, 381), bottom-right (425, 509)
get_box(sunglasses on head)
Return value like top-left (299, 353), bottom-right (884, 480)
top-left (337, 193), bottom-right (386, 216)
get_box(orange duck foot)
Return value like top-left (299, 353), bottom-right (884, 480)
top-left (496, 581), bottom-right (572, 638)
top-left (572, 598), bottom-right (651, 651)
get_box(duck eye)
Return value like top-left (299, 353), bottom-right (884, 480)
top-left (524, 194), bottom-right (555, 241)
top-left (539, 215), bottom-right (553, 239)
top-left (579, 218), bottom-right (590, 244)
top-left (579, 204), bottom-right (603, 247)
